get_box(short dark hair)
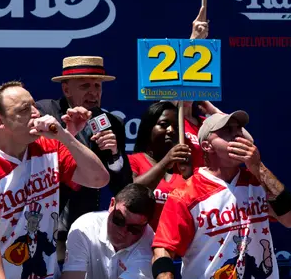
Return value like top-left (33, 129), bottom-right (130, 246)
top-left (134, 101), bottom-right (177, 153)
top-left (115, 183), bottom-right (156, 221)
top-left (0, 81), bottom-right (24, 115)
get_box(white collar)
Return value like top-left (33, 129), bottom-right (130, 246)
top-left (198, 167), bottom-right (241, 191)
top-left (0, 147), bottom-right (28, 165)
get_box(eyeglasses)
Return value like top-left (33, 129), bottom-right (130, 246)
top-left (112, 205), bottom-right (147, 235)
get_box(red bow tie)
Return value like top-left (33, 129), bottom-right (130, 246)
top-left (237, 259), bottom-right (245, 267)
top-left (27, 235), bottom-right (37, 244)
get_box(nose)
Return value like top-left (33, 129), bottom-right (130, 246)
top-left (88, 87), bottom-right (101, 97)
top-left (31, 106), bottom-right (40, 118)
top-left (166, 125), bottom-right (175, 134)
top-left (234, 128), bottom-right (244, 138)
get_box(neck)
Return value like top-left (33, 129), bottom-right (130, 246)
top-left (146, 148), bottom-right (167, 163)
top-left (206, 166), bottom-right (240, 183)
top-left (0, 137), bottom-right (27, 160)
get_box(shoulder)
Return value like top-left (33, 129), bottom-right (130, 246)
top-left (237, 167), bottom-right (261, 186)
top-left (128, 153), bottom-right (144, 161)
top-left (36, 98), bottom-right (61, 109)
top-left (131, 225), bottom-right (154, 255)
top-left (105, 112), bottom-right (125, 128)
top-left (70, 211), bottom-right (108, 234)
top-left (27, 137), bottom-right (60, 159)
top-left (169, 168), bottom-right (225, 208)
top-left (101, 109), bottom-right (125, 126)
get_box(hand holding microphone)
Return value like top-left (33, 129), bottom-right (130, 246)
top-left (88, 113), bottom-right (118, 155)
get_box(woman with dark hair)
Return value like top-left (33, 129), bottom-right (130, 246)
top-left (128, 101), bottom-right (192, 231)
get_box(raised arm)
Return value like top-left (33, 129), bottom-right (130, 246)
top-left (131, 144), bottom-right (191, 190)
top-left (228, 137), bottom-right (291, 227)
top-left (190, 1), bottom-right (208, 40)
top-left (0, 257), bottom-right (6, 279)
top-left (30, 108), bottom-right (109, 188)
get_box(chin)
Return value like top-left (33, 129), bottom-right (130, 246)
top-left (84, 102), bottom-right (99, 110)
top-left (23, 134), bottom-right (39, 144)
top-left (228, 159), bottom-right (242, 168)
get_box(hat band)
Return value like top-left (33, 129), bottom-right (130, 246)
top-left (62, 65), bottom-right (106, 76)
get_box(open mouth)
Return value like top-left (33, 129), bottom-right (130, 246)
top-left (85, 100), bottom-right (98, 107)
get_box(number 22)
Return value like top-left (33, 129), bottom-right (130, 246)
top-left (148, 45), bottom-right (212, 82)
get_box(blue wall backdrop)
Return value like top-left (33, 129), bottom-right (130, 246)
top-left (0, 0), bottom-right (290, 275)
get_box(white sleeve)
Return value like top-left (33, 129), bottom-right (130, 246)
top-left (118, 258), bottom-right (153, 279)
top-left (62, 226), bottom-right (89, 272)
top-left (107, 155), bottom-right (124, 172)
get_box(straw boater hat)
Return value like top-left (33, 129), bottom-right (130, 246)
top-left (51, 56), bottom-right (116, 82)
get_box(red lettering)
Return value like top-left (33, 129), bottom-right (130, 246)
top-left (100, 118), bottom-right (106, 126)
top-left (0, 168), bottom-right (60, 213)
top-left (15, 189), bottom-right (26, 204)
top-left (199, 197), bottom-right (268, 230)
top-left (0, 191), bottom-right (17, 212)
top-left (51, 168), bottom-right (60, 185)
top-left (90, 122), bottom-right (97, 130)
top-left (32, 177), bottom-right (46, 193)
top-left (221, 210), bottom-right (235, 224)
top-left (201, 209), bottom-right (224, 230)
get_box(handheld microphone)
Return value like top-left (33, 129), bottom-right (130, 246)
top-left (88, 113), bottom-right (115, 164)
top-left (88, 113), bottom-right (112, 134)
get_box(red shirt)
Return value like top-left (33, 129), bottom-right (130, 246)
top-left (128, 153), bottom-right (185, 231)
top-left (184, 118), bottom-right (205, 169)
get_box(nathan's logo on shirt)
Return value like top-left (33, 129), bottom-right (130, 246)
top-left (0, 0), bottom-right (116, 48)
top-left (118, 259), bottom-right (127, 272)
top-left (185, 132), bottom-right (199, 146)
top-left (236, 0), bottom-right (291, 21)
top-left (154, 189), bottom-right (168, 204)
top-left (196, 197), bottom-right (269, 236)
top-left (0, 168), bottom-right (60, 218)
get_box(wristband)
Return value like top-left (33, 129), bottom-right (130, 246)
top-left (152, 257), bottom-right (175, 279)
top-left (268, 189), bottom-right (291, 216)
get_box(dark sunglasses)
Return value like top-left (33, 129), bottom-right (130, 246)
top-left (112, 206), bottom-right (147, 235)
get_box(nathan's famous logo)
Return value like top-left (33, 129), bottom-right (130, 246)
top-left (0, 168), bottom-right (60, 217)
top-left (0, 0), bottom-right (116, 48)
top-left (236, 0), bottom-right (291, 20)
top-left (140, 88), bottom-right (178, 99)
top-left (196, 197), bottom-right (269, 236)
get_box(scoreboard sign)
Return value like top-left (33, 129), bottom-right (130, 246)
top-left (138, 38), bottom-right (221, 101)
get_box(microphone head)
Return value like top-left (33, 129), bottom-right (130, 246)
top-left (88, 113), bottom-right (112, 134)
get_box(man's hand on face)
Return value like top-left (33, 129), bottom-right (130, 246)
top-left (61, 106), bottom-right (92, 136)
top-left (227, 137), bottom-right (261, 176)
top-left (91, 130), bottom-right (118, 155)
top-left (190, 0), bottom-right (209, 39)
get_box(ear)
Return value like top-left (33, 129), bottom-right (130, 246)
top-left (201, 140), bottom-right (215, 154)
top-left (61, 81), bottom-right (71, 98)
top-left (0, 116), bottom-right (5, 129)
top-left (108, 197), bottom-right (115, 213)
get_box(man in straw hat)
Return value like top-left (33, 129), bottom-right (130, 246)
top-left (0, 81), bottom-right (109, 279)
top-left (152, 110), bottom-right (291, 279)
top-left (36, 55), bottom-right (132, 266)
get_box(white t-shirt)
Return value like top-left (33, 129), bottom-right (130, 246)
top-left (153, 167), bottom-right (280, 279)
top-left (63, 211), bottom-right (154, 279)
top-left (0, 137), bottom-right (77, 279)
